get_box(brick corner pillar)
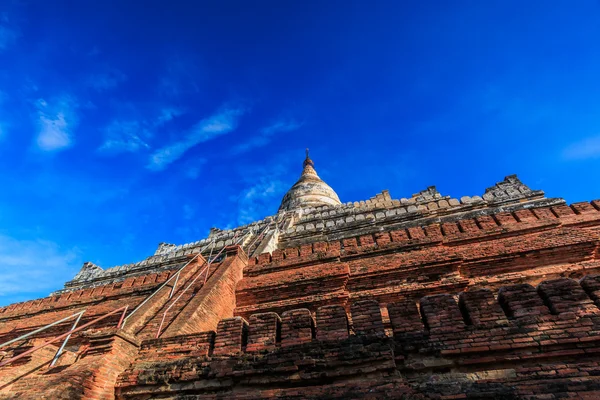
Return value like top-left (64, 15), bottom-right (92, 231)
top-left (281, 308), bottom-right (314, 346)
top-left (225, 244), bottom-right (248, 262)
top-left (350, 299), bottom-right (385, 337)
top-left (246, 312), bottom-right (281, 352)
top-left (538, 278), bottom-right (599, 317)
top-left (316, 305), bottom-right (349, 341)
top-left (581, 275), bottom-right (600, 308)
top-left (213, 317), bottom-right (248, 356)
top-left (497, 283), bottom-right (550, 320)
top-left (420, 294), bottom-right (465, 333)
top-left (459, 288), bottom-right (508, 327)
top-left (387, 299), bottom-right (424, 337)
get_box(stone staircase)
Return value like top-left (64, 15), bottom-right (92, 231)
top-left (136, 262), bottom-right (219, 340)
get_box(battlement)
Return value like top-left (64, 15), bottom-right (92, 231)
top-left (60, 216), bottom-right (276, 292)
top-left (115, 276), bottom-right (600, 399)
top-left (277, 175), bottom-right (567, 248)
top-left (248, 200), bottom-right (600, 268)
top-left (0, 269), bottom-right (175, 320)
top-left (130, 276), bottom-right (600, 360)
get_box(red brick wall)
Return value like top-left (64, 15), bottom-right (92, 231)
top-left (115, 276), bottom-right (600, 399)
top-left (236, 201), bottom-right (600, 319)
top-left (1, 200), bottom-right (600, 399)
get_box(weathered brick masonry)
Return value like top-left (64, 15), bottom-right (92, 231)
top-left (1, 156), bottom-right (600, 399)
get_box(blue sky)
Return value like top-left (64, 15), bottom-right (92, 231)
top-left (1, 1), bottom-right (599, 306)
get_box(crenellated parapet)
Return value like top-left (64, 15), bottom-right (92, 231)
top-left (277, 175), bottom-right (566, 248)
top-left (126, 277), bottom-right (600, 359)
top-left (0, 268), bottom-right (177, 322)
top-left (115, 277), bottom-right (600, 399)
top-left (59, 215), bottom-right (277, 292)
top-left (236, 200), bottom-right (600, 320)
top-left (248, 200), bottom-right (600, 268)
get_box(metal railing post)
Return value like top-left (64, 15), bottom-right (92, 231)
top-left (116, 305), bottom-right (128, 329)
top-left (168, 271), bottom-right (180, 299)
top-left (50, 310), bottom-right (85, 367)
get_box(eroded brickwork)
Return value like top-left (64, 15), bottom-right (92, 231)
top-left (1, 173), bottom-right (599, 399)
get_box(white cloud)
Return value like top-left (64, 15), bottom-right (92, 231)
top-left (98, 106), bottom-right (185, 155)
top-left (147, 106), bottom-right (245, 171)
top-left (85, 69), bottom-right (127, 91)
top-left (0, 234), bottom-right (81, 305)
top-left (563, 135), bottom-right (600, 160)
top-left (99, 120), bottom-right (150, 154)
top-left (231, 118), bottom-right (303, 154)
top-left (35, 96), bottom-right (78, 151)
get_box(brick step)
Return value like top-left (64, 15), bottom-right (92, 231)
top-left (136, 264), bottom-right (219, 340)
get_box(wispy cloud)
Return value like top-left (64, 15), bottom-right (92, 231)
top-left (0, 90), bottom-right (6, 139)
top-left (0, 16), bottom-right (19, 52)
top-left (0, 234), bottom-right (81, 305)
top-left (184, 158), bottom-right (207, 179)
top-left (35, 96), bottom-right (79, 151)
top-left (154, 107), bottom-right (185, 127)
top-left (563, 135), bottom-right (600, 160)
top-left (87, 46), bottom-right (101, 57)
top-left (236, 179), bottom-right (286, 224)
top-left (158, 56), bottom-right (203, 97)
top-left (147, 106), bottom-right (245, 171)
top-left (231, 118), bottom-right (303, 154)
top-left (230, 155), bottom-right (296, 225)
top-left (99, 107), bottom-right (185, 154)
top-left (85, 69), bottom-right (127, 92)
top-left (183, 204), bottom-right (195, 220)
top-left (98, 120), bottom-right (151, 154)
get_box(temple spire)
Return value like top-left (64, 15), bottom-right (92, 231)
top-left (301, 148), bottom-right (318, 178)
top-left (278, 150), bottom-right (341, 211)
top-left (303, 148), bottom-right (314, 168)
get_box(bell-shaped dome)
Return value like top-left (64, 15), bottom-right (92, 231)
top-left (279, 150), bottom-right (341, 212)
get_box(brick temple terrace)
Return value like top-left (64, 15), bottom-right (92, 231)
top-left (1, 153), bottom-right (600, 399)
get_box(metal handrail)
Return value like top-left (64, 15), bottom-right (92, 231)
top-left (0, 309), bottom-right (86, 349)
top-left (154, 261), bottom-right (210, 338)
top-left (122, 214), bottom-right (283, 331)
top-left (243, 212), bottom-right (285, 255)
top-left (274, 211), bottom-right (288, 234)
top-left (154, 229), bottom-right (258, 338)
top-left (0, 305), bottom-right (128, 368)
top-left (121, 254), bottom-right (202, 329)
top-left (120, 237), bottom-right (224, 329)
top-left (244, 223), bottom-right (270, 253)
